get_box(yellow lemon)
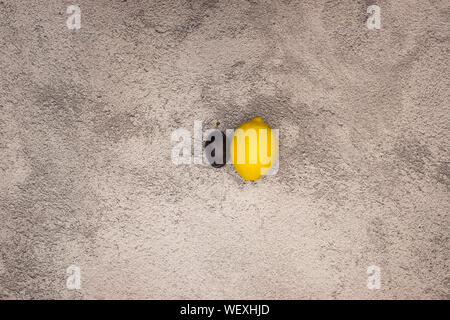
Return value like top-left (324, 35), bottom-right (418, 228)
top-left (230, 117), bottom-right (278, 181)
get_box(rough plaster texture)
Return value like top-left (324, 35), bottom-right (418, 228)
top-left (0, 0), bottom-right (449, 299)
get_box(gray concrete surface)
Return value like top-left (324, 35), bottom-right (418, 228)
top-left (0, 0), bottom-right (449, 299)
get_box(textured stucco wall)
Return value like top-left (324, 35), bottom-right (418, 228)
top-left (0, 0), bottom-right (449, 299)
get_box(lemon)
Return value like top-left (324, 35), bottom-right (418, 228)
top-left (230, 117), bottom-right (278, 181)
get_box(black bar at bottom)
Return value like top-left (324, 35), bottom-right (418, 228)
top-left (0, 300), bottom-right (444, 318)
